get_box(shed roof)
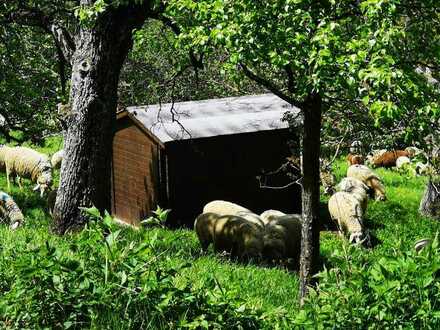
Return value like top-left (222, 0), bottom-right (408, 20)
top-left (123, 93), bottom-right (300, 143)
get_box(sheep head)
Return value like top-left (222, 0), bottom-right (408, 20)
top-left (35, 170), bottom-right (53, 197)
top-left (349, 231), bottom-right (371, 248)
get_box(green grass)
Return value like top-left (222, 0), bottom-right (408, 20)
top-left (0, 141), bottom-right (439, 328)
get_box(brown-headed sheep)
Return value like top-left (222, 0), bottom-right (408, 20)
top-left (347, 164), bottom-right (386, 201)
top-left (347, 154), bottom-right (365, 165)
top-left (203, 200), bottom-right (264, 228)
top-left (373, 150), bottom-right (409, 168)
top-left (4, 146), bottom-right (53, 197)
top-left (194, 212), bottom-right (263, 259)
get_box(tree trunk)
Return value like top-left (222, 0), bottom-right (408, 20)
top-left (52, 7), bottom-right (150, 234)
top-left (299, 92), bottom-right (322, 305)
top-left (419, 179), bottom-right (440, 220)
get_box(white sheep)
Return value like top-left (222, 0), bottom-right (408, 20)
top-left (203, 200), bottom-right (264, 228)
top-left (347, 164), bottom-right (386, 201)
top-left (328, 178), bottom-right (371, 246)
top-left (0, 145), bottom-right (12, 172)
top-left (194, 212), bottom-right (264, 259)
top-left (262, 214), bottom-right (302, 262)
top-left (336, 177), bottom-right (369, 212)
top-left (0, 191), bottom-right (24, 229)
top-left (51, 149), bottom-right (64, 169)
top-left (260, 209), bottom-right (286, 226)
top-left (4, 146), bottom-right (53, 197)
top-left (396, 156), bottom-right (411, 169)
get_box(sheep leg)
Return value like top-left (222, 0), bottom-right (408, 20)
top-left (17, 176), bottom-right (23, 190)
top-left (6, 168), bottom-right (11, 191)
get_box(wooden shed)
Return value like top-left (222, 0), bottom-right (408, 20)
top-left (112, 94), bottom-right (302, 227)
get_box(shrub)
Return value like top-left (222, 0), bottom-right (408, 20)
top-left (296, 235), bottom-right (440, 329)
top-left (0, 208), bottom-right (269, 329)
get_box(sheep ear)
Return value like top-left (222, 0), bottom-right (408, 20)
top-left (40, 186), bottom-right (46, 198)
top-left (33, 184), bottom-right (40, 191)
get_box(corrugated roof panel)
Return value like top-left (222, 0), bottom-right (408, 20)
top-left (126, 93), bottom-right (300, 143)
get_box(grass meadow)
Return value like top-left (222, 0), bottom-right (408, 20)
top-left (0, 138), bottom-right (438, 328)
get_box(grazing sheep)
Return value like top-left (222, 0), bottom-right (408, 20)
top-left (0, 192), bottom-right (24, 229)
top-left (51, 149), bottom-right (64, 169)
top-left (0, 145), bottom-right (12, 172)
top-left (203, 200), bottom-right (264, 228)
top-left (260, 209), bottom-right (286, 226)
top-left (262, 214), bottom-right (302, 262)
top-left (347, 154), bottom-right (365, 166)
top-left (405, 146), bottom-right (423, 158)
top-left (194, 212), bottom-right (263, 259)
top-left (396, 156), bottom-right (411, 169)
top-left (4, 146), bottom-right (52, 197)
top-left (336, 177), bottom-right (369, 212)
top-left (328, 182), bottom-right (371, 247)
top-left (347, 164), bottom-right (386, 201)
top-left (365, 149), bottom-right (387, 167)
top-left (320, 167), bottom-right (337, 195)
top-left (373, 150), bottom-right (409, 168)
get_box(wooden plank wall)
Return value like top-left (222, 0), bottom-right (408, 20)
top-left (112, 117), bottom-right (160, 225)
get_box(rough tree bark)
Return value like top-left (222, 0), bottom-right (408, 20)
top-left (53, 5), bottom-right (152, 234)
top-left (299, 92), bottom-right (322, 305)
top-left (419, 179), bottom-right (440, 220)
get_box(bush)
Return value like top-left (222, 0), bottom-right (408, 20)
top-left (296, 236), bottom-right (440, 329)
top-left (0, 209), bottom-right (269, 329)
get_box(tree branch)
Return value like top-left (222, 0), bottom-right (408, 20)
top-left (239, 62), bottom-right (304, 109)
top-left (2, 6), bottom-right (75, 64)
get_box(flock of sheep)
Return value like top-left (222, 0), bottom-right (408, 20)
top-left (193, 141), bottom-right (437, 263)
top-left (195, 200), bottom-right (302, 263)
top-left (0, 145), bottom-right (63, 229)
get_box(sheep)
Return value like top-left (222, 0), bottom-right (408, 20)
top-left (262, 214), bottom-right (302, 262)
top-left (0, 191), bottom-right (24, 229)
top-left (4, 146), bottom-right (53, 197)
top-left (347, 164), bottom-right (386, 201)
top-left (0, 145), bottom-right (12, 172)
top-left (365, 149), bottom-right (387, 167)
top-left (396, 156), bottom-right (411, 169)
top-left (194, 212), bottom-right (263, 259)
top-left (203, 200), bottom-right (264, 228)
top-left (373, 150), bottom-right (409, 168)
top-left (260, 209), bottom-right (286, 226)
top-left (347, 154), bottom-right (365, 166)
top-left (328, 183), bottom-right (371, 247)
top-left (51, 149), bottom-right (64, 169)
top-left (336, 177), bottom-right (369, 212)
